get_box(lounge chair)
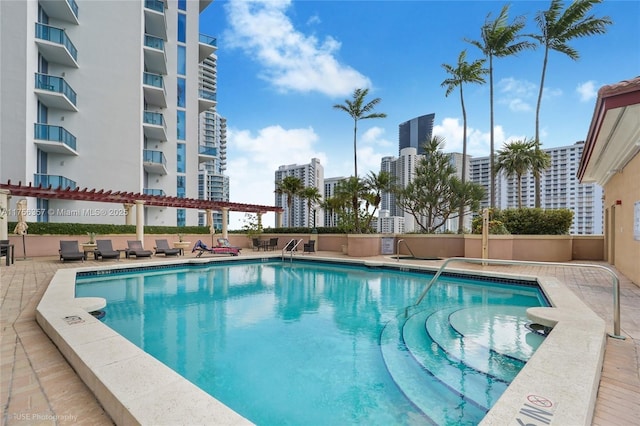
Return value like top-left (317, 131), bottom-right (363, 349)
top-left (94, 239), bottom-right (121, 261)
top-left (303, 240), bottom-right (316, 254)
top-left (126, 240), bottom-right (153, 258)
top-left (155, 239), bottom-right (181, 256)
top-left (192, 240), bottom-right (240, 257)
top-left (59, 240), bottom-right (85, 262)
top-left (217, 237), bottom-right (241, 249)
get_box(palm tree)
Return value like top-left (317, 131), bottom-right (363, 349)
top-left (321, 196), bottom-right (344, 228)
top-left (362, 171), bottom-right (395, 231)
top-left (275, 176), bottom-right (304, 228)
top-left (334, 176), bottom-right (368, 233)
top-left (441, 49), bottom-right (488, 232)
top-left (531, 0), bottom-right (611, 207)
top-left (300, 186), bottom-right (322, 229)
top-left (495, 138), bottom-right (550, 208)
top-left (467, 4), bottom-right (534, 208)
top-left (333, 88), bottom-right (387, 178)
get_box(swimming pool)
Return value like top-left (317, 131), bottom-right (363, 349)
top-left (76, 259), bottom-right (548, 425)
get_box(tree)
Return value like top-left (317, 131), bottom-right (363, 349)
top-left (275, 176), bottom-right (304, 228)
top-left (441, 49), bottom-right (488, 232)
top-left (300, 186), bottom-right (322, 229)
top-left (467, 4), bottom-right (534, 208)
top-left (321, 196), bottom-right (344, 228)
top-left (333, 88), bottom-right (387, 178)
top-left (334, 176), bottom-right (368, 233)
top-left (531, 0), bottom-right (611, 207)
top-left (362, 171), bottom-right (395, 232)
top-left (395, 136), bottom-right (485, 233)
top-left (495, 138), bottom-right (550, 208)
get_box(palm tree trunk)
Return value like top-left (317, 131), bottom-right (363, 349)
top-left (489, 55), bottom-right (496, 209)
top-left (353, 120), bottom-right (358, 178)
top-left (534, 46), bottom-right (549, 209)
top-left (458, 86), bottom-right (468, 233)
top-left (517, 174), bottom-right (522, 209)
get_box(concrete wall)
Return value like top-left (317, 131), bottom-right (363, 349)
top-left (603, 153), bottom-right (640, 285)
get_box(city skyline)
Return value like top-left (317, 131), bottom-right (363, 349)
top-left (200, 0), bottom-right (639, 228)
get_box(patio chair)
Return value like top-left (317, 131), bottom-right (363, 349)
top-left (95, 239), bottom-right (121, 261)
top-left (303, 240), bottom-right (316, 254)
top-left (154, 239), bottom-right (181, 256)
top-left (252, 238), bottom-right (261, 251)
top-left (126, 240), bottom-right (153, 258)
top-left (268, 237), bottom-right (279, 251)
top-left (59, 240), bottom-right (85, 262)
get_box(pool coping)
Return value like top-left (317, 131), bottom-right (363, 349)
top-left (35, 255), bottom-right (606, 425)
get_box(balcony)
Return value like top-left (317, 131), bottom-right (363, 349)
top-left (143, 110), bottom-right (167, 141)
top-left (198, 89), bottom-right (217, 112)
top-left (34, 173), bottom-right (76, 190)
top-left (144, 0), bottom-right (167, 41)
top-left (34, 123), bottom-right (78, 155)
top-left (34, 73), bottom-right (78, 111)
top-left (35, 23), bottom-right (78, 67)
top-left (199, 0), bottom-right (213, 12)
top-left (38, 0), bottom-right (79, 25)
top-left (143, 188), bottom-right (166, 196)
top-left (198, 145), bottom-right (217, 163)
top-left (143, 34), bottom-right (167, 75)
top-left (198, 33), bottom-right (217, 61)
top-left (142, 72), bottom-right (167, 107)
top-left (143, 150), bottom-right (167, 175)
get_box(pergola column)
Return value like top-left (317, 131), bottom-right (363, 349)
top-left (257, 212), bottom-right (263, 231)
top-left (221, 207), bottom-right (229, 238)
top-left (135, 200), bottom-right (145, 243)
top-left (123, 203), bottom-right (134, 225)
top-left (276, 211), bottom-right (283, 228)
top-left (0, 189), bottom-right (10, 240)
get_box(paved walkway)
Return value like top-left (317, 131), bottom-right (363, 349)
top-left (1, 253), bottom-right (639, 425)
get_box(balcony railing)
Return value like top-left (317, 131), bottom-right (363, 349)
top-left (34, 124), bottom-right (77, 150)
top-left (143, 72), bottom-right (164, 89)
top-left (34, 174), bottom-right (76, 190)
top-left (199, 89), bottom-right (217, 102)
top-left (199, 146), bottom-right (217, 156)
top-left (144, 110), bottom-right (165, 127)
top-left (35, 73), bottom-right (77, 106)
top-left (143, 149), bottom-right (167, 166)
top-left (199, 33), bottom-right (217, 47)
top-left (67, 0), bottom-right (79, 18)
top-left (144, 34), bottom-right (164, 51)
top-left (144, 0), bottom-right (165, 13)
top-left (35, 23), bottom-right (78, 61)
top-left (143, 188), bottom-right (166, 196)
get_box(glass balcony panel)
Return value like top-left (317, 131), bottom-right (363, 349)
top-left (143, 72), bottom-right (164, 89)
top-left (34, 174), bottom-right (77, 190)
top-left (199, 33), bottom-right (217, 47)
top-left (143, 149), bottom-right (167, 165)
top-left (199, 146), bottom-right (217, 156)
top-left (34, 124), bottom-right (77, 150)
top-left (144, 111), bottom-right (165, 126)
top-left (144, 34), bottom-right (164, 51)
top-left (35, 73), bottom-right (77, 106)
top-left (144, 0), bottom-right (165, 13)
top-left (35, 23), bottom-right (77, 61)
top-left (143, 188), bottom-right (166, 196)
top-left (199, 89), bottom-right (216, 102)
top-left (67, 0), bottom-right (79, 17)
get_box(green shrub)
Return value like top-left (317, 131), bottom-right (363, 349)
top-left (7, 222), bottom-right (209, 235)
top-left (471, 208), bottom-right (573, 235)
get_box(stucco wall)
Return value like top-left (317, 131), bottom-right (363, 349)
top-left (604, 153), bottom-right (640, 285)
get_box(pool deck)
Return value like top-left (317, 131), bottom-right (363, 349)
top-left (1, 251), bottom-right (639, 425)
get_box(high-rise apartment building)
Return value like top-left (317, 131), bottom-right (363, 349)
top-left (398, 113), bottom-right (435, 155)
top-left (197, 49), bottom-right (230, 231)
top-left (275, 158), bottom-right (324, 228)
top-left (0, 0), bottom-right (214, 226)
top-left (469, 141), bottom-right (603, 234)
top-left (323, 176), bottom-right (346, 227)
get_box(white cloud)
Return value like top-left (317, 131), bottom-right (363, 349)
top-left (434, 117), bottom-right (511, 158)
top-left (576, 80), bottom-right (597, 102)
top-left (223, 0), bottom-right (370, 96)
top-left (357, 126), bottom-right (395, 177)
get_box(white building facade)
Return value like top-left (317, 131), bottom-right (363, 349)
top-left (0, 0), bottom-right (214, 226)
top-left (275, 158), bottom-right (324, 228)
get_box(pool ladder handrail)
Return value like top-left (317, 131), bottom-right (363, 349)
top-left (413, 257), bottom-right (625, 339)
top-left (396, 239), bottom-right (417, 261)
top-left (281, 238), bottom-right (303, 262)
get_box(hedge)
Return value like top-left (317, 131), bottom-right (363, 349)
top-left (471, 208), bottom-right (574, 235)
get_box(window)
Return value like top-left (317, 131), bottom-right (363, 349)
top-left (177, 78), bottom-right (186, 107)
top-left (177, 46), bottom-right (186, 76)
top-left (177, 176), bottom-right (186, 198)
top-left (177, 110), bottom-right (185, 140)
top-left (178, 13), bottom-right (186, 43)
top-left (177, 143), bottom-right (185, 173)
top-left (178, 0), bottom-right (186, 11)
top-left (177, 209), bottom-right (186, 226)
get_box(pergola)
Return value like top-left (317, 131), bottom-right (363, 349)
top-left (0, 180), bottom-right (284, 240)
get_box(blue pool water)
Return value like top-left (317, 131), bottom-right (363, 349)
top-left (76, 260), bottom-right (548, 425)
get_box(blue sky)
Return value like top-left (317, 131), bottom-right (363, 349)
top-left (199, 0), bottom-right (640, 228)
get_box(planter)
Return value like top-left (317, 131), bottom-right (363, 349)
top-left (173, 241), bottom-right (191, 250)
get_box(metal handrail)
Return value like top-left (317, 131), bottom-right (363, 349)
top-left (281, 238), bottom-right (303, 262)
top-left (413, 257), bottom-right (624, 340)
top-left (396, 239), bottom-right (416, 261)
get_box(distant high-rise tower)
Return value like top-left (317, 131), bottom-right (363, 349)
top-left (398, 113), bottom-right (435, 155)
top-left (275, 158), bottom-right (324, 228)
